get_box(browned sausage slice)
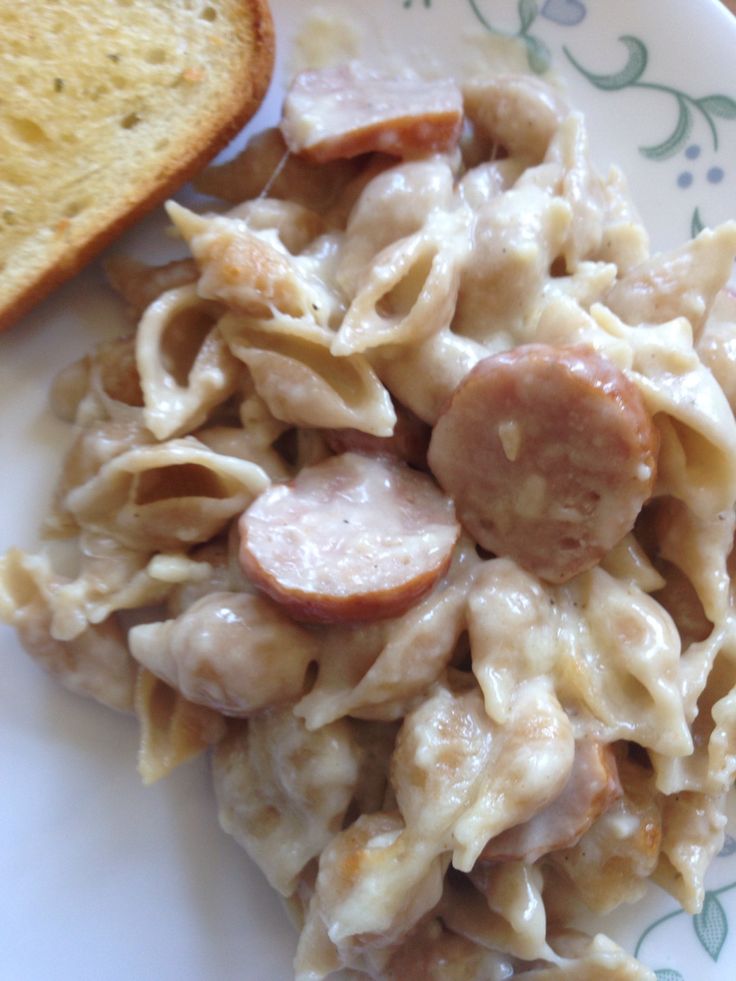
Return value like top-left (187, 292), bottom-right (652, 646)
top-left (239, 452), bottom-right (460, 623)
top-left (280, 64), bottom-right (463, 163)
top-left (427, 344), bottom-right (658, 583)
top-left (481, 740), bottom-right (621, 864)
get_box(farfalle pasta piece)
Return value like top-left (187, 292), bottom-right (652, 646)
top-left (213, 710), bottom-right (361, 896)
top-left (134, 667), bottom-right (226, 785)
top-left (604, 221), bottom-right (736, 336)
top-left (136, 284), bottom-right (241, 440)
top-left (219, 312), bottom-right (397, 436)
top-left (64, 436), bottom-right (269, 551)
top-left (295, 539), bottom-right (479, 728)
top-left (332, 208), bottom-right (470, 355)
top-left (0, 549), bottom-right (135, 711)
top-left (129, 591), bottom-right (318, 716)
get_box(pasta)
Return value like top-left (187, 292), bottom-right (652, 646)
top-left (3, 61), bottom-right (736, 980)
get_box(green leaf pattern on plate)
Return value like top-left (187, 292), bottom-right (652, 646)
top-left (693, 892), bottom-right (729, 962)
top-left (563, 35), bottom-right (736, 159)
top-left (698, 95), bottom-right (736, 120)
top-left (639, 93), bottom-right (694, 161)
top-left (518, 0), bottom-right (538, 33)
top-left (634, 881), bottom-right (736, 976)
top-left (691, 206), bottom-right (705, 238)
top-left (565, 34), bottom-right (647, 89)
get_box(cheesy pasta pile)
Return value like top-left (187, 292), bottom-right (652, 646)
top-left (3, 64), bottom-right (736, 980)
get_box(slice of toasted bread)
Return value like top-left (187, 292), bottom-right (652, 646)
top-left (0, 0), bottom-right (274, 331)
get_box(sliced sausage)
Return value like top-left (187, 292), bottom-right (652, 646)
top-left (239, 452), bottom-right (460, 623)
top-left (427, 344), bottom-right (658, 584)
top-left (280, 63), bottom-right (463, 163)
top-left (481, 740), bottom-right (621, 864)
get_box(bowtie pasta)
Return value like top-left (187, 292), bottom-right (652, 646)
top-left (3, 63), bottom-right (736, 980)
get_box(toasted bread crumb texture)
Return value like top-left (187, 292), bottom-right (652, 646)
top-left (0, 0), bottom-right (273, 327)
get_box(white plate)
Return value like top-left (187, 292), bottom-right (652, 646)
top-left (2, 1), bottom-right (736, 979)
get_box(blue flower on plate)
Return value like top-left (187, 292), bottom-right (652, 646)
top-left (540, 0), bottom-right (586, 26)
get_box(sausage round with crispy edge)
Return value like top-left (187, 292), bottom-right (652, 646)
top-left (427, 344), bottom-right (658, 584)
top-left (238, 451), bottom-right (460, 623)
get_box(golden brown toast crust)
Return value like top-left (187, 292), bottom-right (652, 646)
top-left (0, 0), bottom-right (275, 332)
